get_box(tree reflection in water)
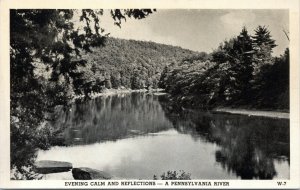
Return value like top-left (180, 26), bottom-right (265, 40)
top-left (52, 94), bottom-right (289, 179)
top-left (49, 93), bottom-right (174, 145)
top-left (15, 93), bottom-right (289, 180)
top-left (159, 96), bottom-right (289, 179)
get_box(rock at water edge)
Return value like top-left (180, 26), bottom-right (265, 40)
top-left (34, 160), bottom-right (72, 174)
top-left (72, 167), bottom-right (112, 180)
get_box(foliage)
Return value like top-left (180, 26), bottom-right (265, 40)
top-left (10, 9), bottom-right (155, 179)
top-left (154, 170), bottom-right (191, 180)
top-left (252, 25), bottom-right (277, 74)
top-left (251, 48), bottom-right (289, 109)
top-left (71, 37), bottom-right (200, 95)
top-left (160, 26), bottom-right (288, 110)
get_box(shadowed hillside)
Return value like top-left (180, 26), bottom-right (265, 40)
top-left (71, 37), bottom-right (203, 95)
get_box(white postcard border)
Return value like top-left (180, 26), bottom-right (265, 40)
top-left (0, 0), bottom-right (299, 189)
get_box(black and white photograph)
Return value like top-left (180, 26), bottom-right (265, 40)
top-left (0, 0), bottom-right (300, 189)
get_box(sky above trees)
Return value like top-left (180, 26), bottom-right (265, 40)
top-left (98, 9), bottom-right (288, 56)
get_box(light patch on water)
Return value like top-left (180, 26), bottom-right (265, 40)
top-left (37, 129), bottom-right (237, 179)
top-left (273, 160), bottom-right (290, 179)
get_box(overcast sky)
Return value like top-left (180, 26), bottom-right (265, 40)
top-left (99, 9), bottom-right (289, 56)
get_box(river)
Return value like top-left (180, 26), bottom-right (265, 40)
top-left (36, 92), bottom-right (290, 180)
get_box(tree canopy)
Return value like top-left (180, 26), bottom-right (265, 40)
top-left (10, 9), bottom-right (155, 179)
top-left (160, 26), bottom-right (289, 110)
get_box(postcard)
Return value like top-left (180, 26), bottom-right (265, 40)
top-left (0, 0), bottom-right (299, 189)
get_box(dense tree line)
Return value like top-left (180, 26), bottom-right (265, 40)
top-left (159, 26), bottom-right (289, 110)
top-left (69, 37), bottom-right (200, 95)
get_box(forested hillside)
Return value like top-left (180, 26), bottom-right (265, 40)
top-left (159, 26), bottom-right (289, 110)
top-left (69, 38), bottom-right (200, 95)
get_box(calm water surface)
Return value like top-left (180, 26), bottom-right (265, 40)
top-left (37, 93), bottom-right (289, 180)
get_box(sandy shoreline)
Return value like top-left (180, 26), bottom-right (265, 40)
top-left (214, 108), bottom-right (289, 119)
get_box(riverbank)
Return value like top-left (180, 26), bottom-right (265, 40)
top-left (73, 88), bottom-right (165, 100)
top-left (214, 108), bottom-right (289, 119)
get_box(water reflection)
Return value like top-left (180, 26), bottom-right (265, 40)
top-left (159, 97), bottom-right (289, 179)
top-left (50, 93), bottom-right (173, 145)
top-left (39, 93), bottom-right (289, 180)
